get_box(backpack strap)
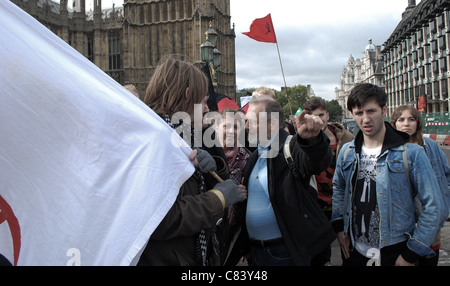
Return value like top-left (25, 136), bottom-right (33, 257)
top-left (283, 135), bottom-right (318, 191)
top-left (283, 135), bottom-right (298, 177)
top-left (403, 143), bottom-right (422, 218)
top-left (403, 143), bottom-right (413, 197)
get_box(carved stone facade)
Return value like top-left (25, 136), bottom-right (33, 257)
top-left (336, 0), bottom-right (450, 118)
top-left (335, 39), bottom-right (384, 118)
top-left (11, 0), bottom-right (236, 99)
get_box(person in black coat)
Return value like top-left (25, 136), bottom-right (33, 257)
top-left (228, 96), bottom-right (335, 266)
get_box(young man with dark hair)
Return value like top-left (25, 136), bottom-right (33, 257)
top-left (331, 83), bottom-right (446, 266)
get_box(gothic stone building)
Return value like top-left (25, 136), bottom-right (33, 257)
top-left (336, 0), bottom-right (450, 118)
top-left (11, 0), bottom-right (236, 99)
top-left (335, 39), bottom-right (385, 119)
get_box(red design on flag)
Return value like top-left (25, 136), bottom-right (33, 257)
top-left (242, 14), bottom-right (277, 43)
top-left (0, 195), bottom-right (21, 266)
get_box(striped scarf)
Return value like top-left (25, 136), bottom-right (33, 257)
top-left (162, 114), bottom-right (218, 266)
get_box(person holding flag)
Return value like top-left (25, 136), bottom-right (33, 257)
top-left (1, 1), bottom-right (232, 266)
top-left (137, 58), bottom-right (247, 266)
top-left (1, 0), bottom-right (246, 264)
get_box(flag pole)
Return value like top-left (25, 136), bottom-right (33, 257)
top-left (241, 13), bottom-right (293, 117)
top-left (275, 41), bottom-right (293, 117)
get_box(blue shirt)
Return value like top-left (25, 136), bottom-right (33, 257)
top-left (246, 142), bottom-right (282, 240)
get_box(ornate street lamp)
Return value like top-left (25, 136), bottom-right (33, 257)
top-left (205, 26), bottom-right (217, 47)
top-left (201, 22), bottom-right (221, 86)
top-left (213, 48), bottom-right (221, 68)
top-left (200, 38), bottom-right (214, 62)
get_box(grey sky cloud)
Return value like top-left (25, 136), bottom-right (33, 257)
top-left (231, 0), bottom-right (415, 100)
top-left (84, 0), bottom-right (414, 101)
top-left (235, 12), bottom-right (406, 100)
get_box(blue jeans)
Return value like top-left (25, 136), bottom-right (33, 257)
top-left (250, 244), bottom-right (296, 266)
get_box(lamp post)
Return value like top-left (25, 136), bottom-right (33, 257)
top-left (201, 22), bottom-right (221, 86)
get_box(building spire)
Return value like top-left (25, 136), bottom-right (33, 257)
top-left (72, 0), bottom-right (86, 13)
top-left (94, 0), bottom-right (102, 12)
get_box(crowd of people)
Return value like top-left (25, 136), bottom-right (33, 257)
top-left (134, 57), bottom-right (450, 266)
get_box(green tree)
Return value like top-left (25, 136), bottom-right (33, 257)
top-left (326, 99), bottom-right (343, 122)
top-left (302, 96), bottom-right (343, 122)
top-left (275, 85), bottom-right (310, 119)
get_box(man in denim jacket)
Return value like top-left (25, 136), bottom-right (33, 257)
top-left (331, 83), bottom-right (446, 266)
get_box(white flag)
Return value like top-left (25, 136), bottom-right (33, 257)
top-left (0, 1), bottom-right (194, 265)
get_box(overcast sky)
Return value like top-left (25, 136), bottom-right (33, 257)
top-left (86, 0), bottom-right (418, 101)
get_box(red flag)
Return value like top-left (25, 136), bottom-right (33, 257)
top-left (242, 14), bottom-right (277, 43)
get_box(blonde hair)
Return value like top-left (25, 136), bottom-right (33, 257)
top-left (123, 84), bottom-right (139, 97)
top-left (144, 58), bottom-right (208, 116)
top-left (252, 87), bottom-right (275, 98)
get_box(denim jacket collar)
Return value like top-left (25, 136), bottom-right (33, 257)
top-left (353, 122), bottom-right (410, 155)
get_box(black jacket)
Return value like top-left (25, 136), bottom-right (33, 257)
top-left (238, 129), bottom-right (335, 265)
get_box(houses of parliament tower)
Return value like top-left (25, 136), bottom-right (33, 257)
top-left (11, 0), bottom-right (236, 98)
